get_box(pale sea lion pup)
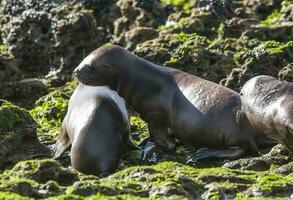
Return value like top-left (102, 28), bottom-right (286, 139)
top-left (241, 75), bottom-right (293, 151)
top-left (73, 45), bottom-right (260, 161)
top-left (53, 83), bottom-right (131, 176)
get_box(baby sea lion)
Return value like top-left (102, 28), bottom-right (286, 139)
top-left (73, 45), bottom-right (259, 161)
top-left (241, 75), bottom-right (293, 151)
top-left (53, 83), bottom-right (131, 176)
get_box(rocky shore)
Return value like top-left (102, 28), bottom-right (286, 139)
top-left (0, 0), bottom-right (292, 199)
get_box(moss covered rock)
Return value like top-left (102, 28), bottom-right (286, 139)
top-left (0, 0), bottom-right (100, 81)
top-left (222, 40), bottom-right (293, 91)
top-left (279, 63), bottom-right (293, 82)
top-left (0, 100), bottom-right (49, 170)
top-left (0, 159), bottom-right (78, 199)
top-left (1, 159), bottom-right (293, 199)
top-left (30, 81), bottom-right (77, 145)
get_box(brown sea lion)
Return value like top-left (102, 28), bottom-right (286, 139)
top-left (241, 75), bottom-right (293, 151)
top-left (73, 45), bottom-right (259, 161)
top-left (53, 83), bottom-right (131, 176)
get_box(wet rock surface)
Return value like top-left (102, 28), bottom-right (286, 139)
top-left (0, 0), bottom-right (293, 199)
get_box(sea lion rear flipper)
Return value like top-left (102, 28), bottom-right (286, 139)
top-left (52, 126), bottom-right (71, 158)
top-left (188, 147), bottom-right (248, 162)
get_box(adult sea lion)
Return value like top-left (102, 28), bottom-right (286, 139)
top-left (73, 45), bottom-right (259, 161)
top-left (241, 75), bottom-right (293, 151)
top-left (53, 83), bottom-right (131, 176)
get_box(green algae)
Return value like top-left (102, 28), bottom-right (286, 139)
top-left (158, 17), bottom-right (190, 32)
top-left (262, 0), bottom-right (293, 27)
top-left (0, 191), bottom-right (32, 200)
top-left (2, 159), bottom-right (78, 185)
top-left (1, 1), bottom-right (293, 199)
top-left (0, 100), bottom-right (35, 132)
top-left (262, 10), bottom-right (282, 27)
top-left (0, 100), bottom-right (37, 160)
top-left (130, 116), bottom-right (149, 145)
top-left (160, 0), bottom-right (190, 11)
top-left (0, 45), bottom-right (6, 54)
top-left (30, 81), bottom-right (77, 144)
top-left (1, 160), bottom-right (293, 199)
top-left (223, 40), bottom-right (293, 90)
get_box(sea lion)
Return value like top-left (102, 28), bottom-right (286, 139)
top-left (73, 45), bottom-right (259, 161)
top-left (53, 83), bottom-right (131, 176)
top-left (240, 75), bottom-right (293, 151)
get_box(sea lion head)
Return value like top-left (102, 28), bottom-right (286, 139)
top-left (74, 45), bottom-right (130, 86)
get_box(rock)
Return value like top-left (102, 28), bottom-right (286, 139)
top-left (242, 23), bottom-right (293, 42)
top-left (0, 159), bottom-right (78, 198)
top-left (114, 26), bottom-right (158, 50)
top-left (266, 144), bottom-right (293, 159)
top-left (195, 0), bottom-right (239, 18)
top-left (223, 155), bottom-right (290, 171)
top-left (112, 0), bottom-right (177, 50)
top-left (224, 144), bottom-right (292, 171)
top-left (0, 0), bottom-right (99, 80)
top-left (222, 41), bottom-right (293, 91)
top-left (113, 0), bottom-right (166, 45)
top-left (0, 100), bottom-right (50, 170)
top-left (4, 159), bottom-right (78, 185)
top-left (160, 10), bottom-right (219, 37)
top-left (135, 32), bottom-right (246, 82)
top-left (272, 162), bottom-right (293, 175)
top-left (1, 161), bottom-right (293, 199)
top-left (1, 78), bottom-right (48, 109)
top-left (66, 181), bottom-right (115, 196)
top-left (279, 63), bottom-right (293, 82)
top-left (242, 0), bottom-right (280, 20)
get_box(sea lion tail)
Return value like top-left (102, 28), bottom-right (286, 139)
top-left (52, 126), bottom-right (71, 158)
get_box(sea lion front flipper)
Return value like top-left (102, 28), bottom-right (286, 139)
top-left (187, 147), bottom-right (248, 162)
top-left (52, 125), bottom-right (71, 158)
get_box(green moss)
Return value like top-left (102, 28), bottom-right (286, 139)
top-left (0, 100), bottom-right (35, 132)
top-left (130, 116), bottom-right (149, 144)
top-left (158, 17), bottom-right (190, 32)
top-left (30, 81), bottom-right (77, 143)
top-left (0, 45), bottom-right (7, 54)
top-left (216, 23), bottom-right (225, 38)
top-left (262, 0), bottom-right (293, 27)
top-left (160, 0), bottom-right (190, 11)
top-left (262, 10), bottom-right (282, 27)
top-left (1, 160), bottom-right (293, 199)
top-left (0, 100), bottom-right (37, 158)
top-left (2, 159), bottom-right (78, 186)
top-left (227, 40), bottom-right (293, 91)
top-left (0, 191), bottom-right (32, 200)
top-left (47, 194), bottom-right (83, 200)
top-left (66, 180), bottom-right (114, 196)
top-left (256, 173), bottom-right (293, 191)
top-left (0, 178), bottom-right (39, 198)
